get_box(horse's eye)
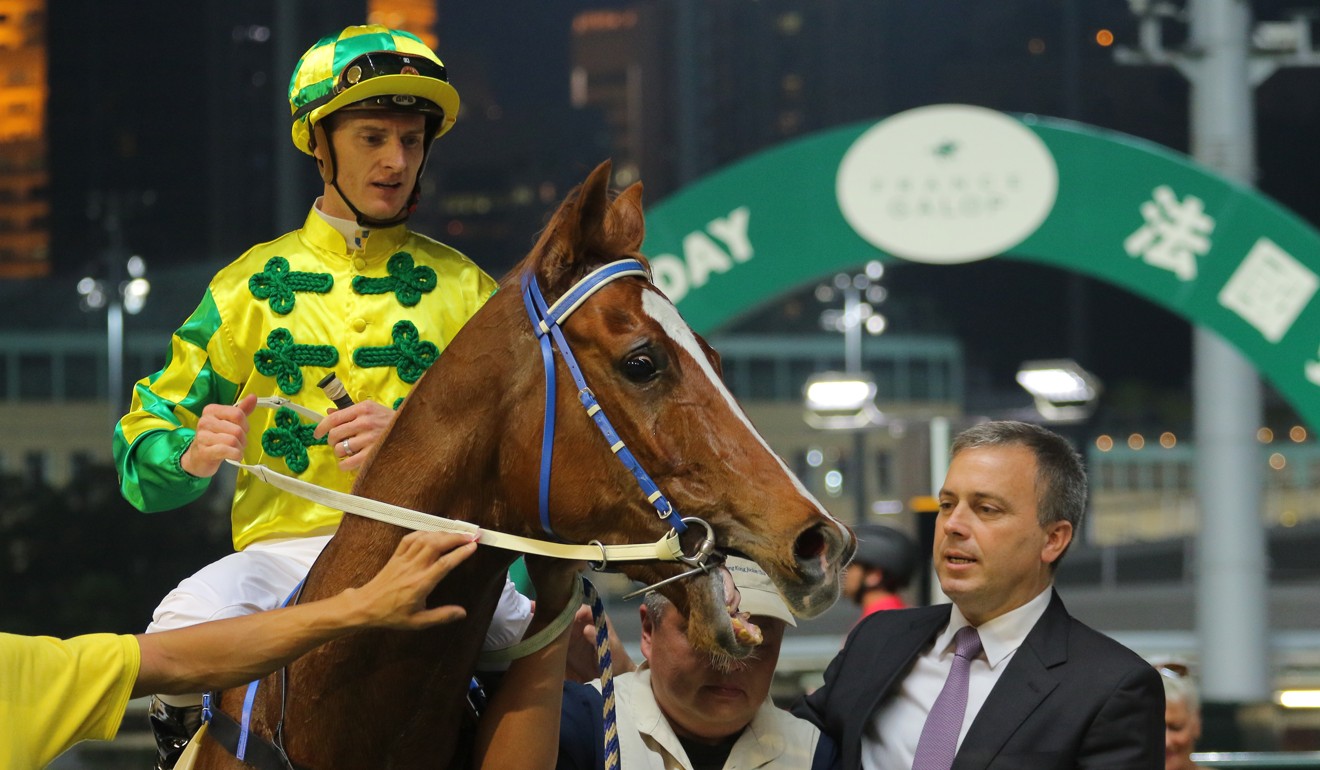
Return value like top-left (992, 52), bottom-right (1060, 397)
top-left (623, 353), bottom-right (658, 383)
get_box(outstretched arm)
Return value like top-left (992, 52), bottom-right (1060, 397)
top-left (132, 530), bottom-right (477, 698)
top-left (472, 556), bottom-right (582, 770)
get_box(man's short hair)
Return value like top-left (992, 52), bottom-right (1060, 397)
top-left (950, 420), bottom-right (1087, 563)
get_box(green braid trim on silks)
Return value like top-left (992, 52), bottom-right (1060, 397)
top-left (253, 328), bottom-right (339, 395)
top-left (352, 320), bottom-right (439, 384)
top-left (351, 251), bottom-right (437, 307)
top-left (393, 397), bottom-right (405, 410)
top-left (260, 407), bottom-right (327, 474)
top-left (248, 256), bottom-right (334, 315)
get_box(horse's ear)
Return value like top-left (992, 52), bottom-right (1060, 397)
top-left (532, 161), bottom-right (613, 292)
top-left (607, 181), bottom-right (646, 253)
top-left (575, 160), bottom-right (615, 251)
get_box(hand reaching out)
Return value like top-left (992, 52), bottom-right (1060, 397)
top-left (565, 603), bottom-right (637, 682)
top-left (345, 529), bottom-right (478, 630)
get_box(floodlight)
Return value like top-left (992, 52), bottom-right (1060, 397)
top-left (803, 371), bottom-right (883, 430)
top-left (123, 277), bottom-right (151, 315)
top-left (1016, 359), bottom-right (1102, 422)
top-left (1279, 689), bottom-right (1320, 709)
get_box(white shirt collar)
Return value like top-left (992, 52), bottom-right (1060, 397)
top-left (312, 197), bottom-right (369, 252)
top-left (930, 585), bottom-right (1053, 670)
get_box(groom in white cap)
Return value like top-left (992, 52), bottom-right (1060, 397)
top-left (561, 556), bottom-right (819, 769)
top-left (476, 556), bottom-right (821, 770)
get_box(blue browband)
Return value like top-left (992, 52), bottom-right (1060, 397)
top-left (519, 259), bottom-right (688, 539)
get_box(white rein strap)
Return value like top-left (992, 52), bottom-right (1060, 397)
top-left (226, 457), bottom-right (685, 565)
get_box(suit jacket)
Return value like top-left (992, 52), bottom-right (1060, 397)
top-left (793, 590), bottom-right (1164, 770)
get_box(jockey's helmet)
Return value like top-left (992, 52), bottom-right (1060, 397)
top-left (287, 25), bottom-right (459, 226)
top-left (288, 25), bottom-right (459, 157)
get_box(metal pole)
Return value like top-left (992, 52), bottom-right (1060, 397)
top-left (927, 416), bottom-right (951, 606)
top-left (104, 195), bottom-right (125, 431)
top-left (1186, 0), bottom-right (1271, 744)
top-left (843, 284), bottom-right (861, 374)
top-left (843, 283), bottom-right (866, 523)
top-left (1193, 329), bottom-right (1267, 698)
top-left (107, 287), bottom-right (124, 430)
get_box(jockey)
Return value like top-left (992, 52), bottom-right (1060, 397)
top-left (113, 25), bottom-right (532, 769)
top-left (844, 523), bottom-right (917, 620)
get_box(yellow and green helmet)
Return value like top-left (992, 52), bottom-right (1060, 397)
top-left (288, 25), bottom-right (459, 156)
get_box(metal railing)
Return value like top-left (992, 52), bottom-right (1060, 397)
top-left (1195, 752), bottom-right (1320, 768)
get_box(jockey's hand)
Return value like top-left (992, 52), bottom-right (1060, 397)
top-left (180, 394), bottom-right (258, 478)
top-left (315, 399), bottom-right (396, 472)
top-left (565, 604), bottom-right (637, 683)
top-left (346, 530), bottom-right (477, 630)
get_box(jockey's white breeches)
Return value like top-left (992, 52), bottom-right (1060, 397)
top-left (146, 535), bottom-right (532, 653)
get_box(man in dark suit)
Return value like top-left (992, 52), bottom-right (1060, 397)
top-left (794, 421), bottom-right (1164, 769)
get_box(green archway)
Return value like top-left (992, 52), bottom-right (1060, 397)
top-left (642, 104), bottom-right (1320, 430)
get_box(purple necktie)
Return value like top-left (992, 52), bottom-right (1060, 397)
top-left (912, 626), bottom-right (983, 770)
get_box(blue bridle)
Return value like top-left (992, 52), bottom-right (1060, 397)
top-left (520, 259), bottom-right (691, 544)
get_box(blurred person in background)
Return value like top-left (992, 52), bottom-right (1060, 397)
top-left (844, 523), bottom-right (917, 621)
top-left (1158, 662), bottom-right (1204, 770)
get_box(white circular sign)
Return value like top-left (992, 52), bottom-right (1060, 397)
top-left (836, 104), bottom-right (1058, 264)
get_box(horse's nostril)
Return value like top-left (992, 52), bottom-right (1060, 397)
top-left (793, 525), bottom-right (827, 561)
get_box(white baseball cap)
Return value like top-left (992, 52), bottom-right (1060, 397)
top-left (724, 556), bottom-right (796, 627)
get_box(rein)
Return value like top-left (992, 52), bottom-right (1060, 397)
top-left (226, 457), bottom-right (686, 567)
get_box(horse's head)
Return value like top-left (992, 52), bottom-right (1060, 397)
top-left (501, 161), bottom-right (855, 659)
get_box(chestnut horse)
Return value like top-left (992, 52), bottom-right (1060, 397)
top-left (193, 161), bottom-right (853, 769)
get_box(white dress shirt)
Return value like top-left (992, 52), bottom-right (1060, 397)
top-left (861, 586), bottom-right (1053, 770)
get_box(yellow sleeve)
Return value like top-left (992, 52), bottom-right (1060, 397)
top-left (0, 633), bottom-right (141, 768)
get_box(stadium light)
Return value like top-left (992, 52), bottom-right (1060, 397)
top-left (803, 371), bottom-right (883, 430)
top-left (1015, 359), bottom-right (1102, 422)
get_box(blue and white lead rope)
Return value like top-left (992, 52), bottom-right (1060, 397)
top-left (582, 577), bottom-right (621, 770)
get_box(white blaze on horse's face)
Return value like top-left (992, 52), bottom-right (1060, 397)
top-left (639, 287), bottom-right (851, 554)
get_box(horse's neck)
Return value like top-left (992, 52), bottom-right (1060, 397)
top-left (264, 344), bottom-right (528, 765)
top-left (354, 313), bottom-right (527, 529)
top-left (232, 302), bottom-right (536, 766)
top-left (270, 518), bottom-right (517, 766)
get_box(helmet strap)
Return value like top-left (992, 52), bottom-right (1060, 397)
top-left (312, 122), bottom-right (336, 184)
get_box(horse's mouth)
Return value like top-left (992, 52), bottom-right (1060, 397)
top-left (712, 560), bottom-right (764, 648)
